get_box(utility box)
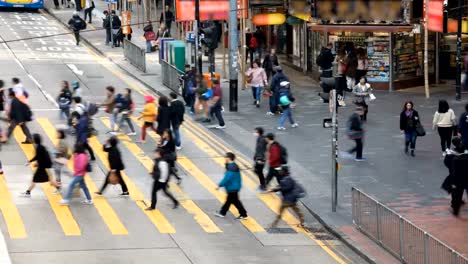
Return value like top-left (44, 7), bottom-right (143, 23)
top-left (158, 38), bottom-right (174, 63)
top-left (171, 41), bottom-right (186, 72)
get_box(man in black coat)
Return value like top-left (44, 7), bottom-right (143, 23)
top-left (6, 90), bottom-right (33, 144)
top-left (102, 11), bottom-right (111, 46)
top-left (96, 136), bottom-right (129, 196)
top-left (262, 48), bottom-right (279, 80)
top-left (451, 150), bottom-right (468, 216)
top-left (159, 5), bottom-right (174, 31)
top-left (268, 66), bottom-right (289, 115)
top-left (316, 43), bottom-right (335, 78)
top-left (169, 92), bottom-right (185, 149)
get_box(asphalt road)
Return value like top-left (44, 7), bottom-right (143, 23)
top-left (0, 9), bottom-right (366, 264)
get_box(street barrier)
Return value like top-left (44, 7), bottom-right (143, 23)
top-left (123, 39), bottom-right (146, 72)
top-left (351, 187), bottom-right (467, 264)
top-left (161, 59), bottom-right (183, 94)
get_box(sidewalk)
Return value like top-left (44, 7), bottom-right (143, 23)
top-left (44, 3), bottom-right (468, 262)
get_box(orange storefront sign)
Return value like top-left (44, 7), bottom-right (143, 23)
top-left (121, 11), bottom-right (131, 34)
top-left (175, 0), bottom-right (248, 21)
top-left (252, 13), bottom-right (286, 26)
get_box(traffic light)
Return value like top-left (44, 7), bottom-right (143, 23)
top-left (200, 22), bottom-right (219, 50)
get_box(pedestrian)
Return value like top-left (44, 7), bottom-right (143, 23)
top-left (21, 134), bottom-right (56, 197)
top-left (69, 96), bottom-right (86, 130)
top-left (355, 48), bottom-right (368, 84)
top-left (353, 77), bottom-right (372, 121)
top-left (83, 0), bottom-right (95, 23)
top-left (262, 48), bottom-right (279, 80)
top-left (146, 148), bottom-right (179, 210)
top-left (442, 137), bottom-right (465, 194)
top-left (71, 81), bottom-right (82, 98)
top-left (208, 79), bottom-right (225, 129)
top-left (143, 21), bottom-right (155, 53)
top-left (100, 86), bottom-right (117, 134)
top-left (102, 11), bottom-right (111, 46)
top-left (253, 28), bottom-right (265, 59)
top-left (59, 143), bottom-right (93, 205)
top-left (169, 92), bottom-right (185, 149)
top-left (158, 129), bottom-right (181, 184)
top-left (334, 47), bottom-right (347, 97)
top-left (117, 88), bottom-right (136, 136)
top-left (68, 11), bottom-right (86, 46)
top-left (248, 32), bottom-right (259, 64)
top-left (245, 28), bottom-right (253, 64)
top-left (264, 133), bottom-right (285, 187)
top-left (458, 103), bottom-right (468, 146)
top-left (195, 77), bottom-right (212, 122)
top-left (53, 0), bottom-right (60, 9)
top-left (6, 90), bottom-right (33, 144)
top-left (159, 5), bottom-right (174, 31)
top-left (400, 101), bottom-right (421, 157)
top-left (245, 59), bottom-right (268, 108)
top-left (214, 152), bottom-right (249, 220)
top-left (344, 51), bottom-right (358, 91)
top-left (57, 80), bottom-right (72, 121)
top-left (76, 109), bottom-right (96, 160)
top-left (95, 136), bottom-right (129, 196)
top-left (450, 139), bottom-right (468, 216)
top-left (111, 10), bottom-right (122, 47)
top-left (268, 166), bottom-right (304, 228)
top-left (347, 106), bottom-right (365, 161)
top-left (268, 66), bottom-right (288, 115)
top-left (138, 95), bottom-right (157, 143)
top-left (180, 65), bottom-right (196, 113)
top-left (433, 100), bottom-right (456, 156)
top-left (277, 81), bottom-right (298, 130)
top-left (253, 127), bottom-right (267, 192)
top-left (53, 129), bottom-right (70, 193)
top-left (12, 77), bottom-right (28, 104)
top-left (155, 24), bottom-right (171, 47)
top-left (316, 43), bottom-right (335, 78)
top-left (156, 96), bottom-right (171, 136)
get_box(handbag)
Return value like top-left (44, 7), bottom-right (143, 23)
top-left (108, 170), bottom-right (119, 185)
top-left (144, 31), bottom-right (156, 41)
top-left (246, 73), bottom-right (253, 84)
top-left (369, 93), bottom-right (376, 101)
top-left (415, 121), bottom-right (426, 137)
top-left (86, 162), bottom-right (92, 172)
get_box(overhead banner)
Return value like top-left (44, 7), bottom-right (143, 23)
top-left (315, 0), bottom-right (403, 22)
top-left (176, 0), bottom-right (248, 21)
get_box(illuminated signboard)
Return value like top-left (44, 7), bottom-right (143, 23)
top-left (426, 0), bottom-right (457, 32)
top-left (316, 0), bottom-right (403, 22)
top-left (176, 0), bottom-right (248, 21)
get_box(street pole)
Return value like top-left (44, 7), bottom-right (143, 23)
top-left (330, 89), bottom-right (338, 212)
top-left (424, 0), bottom-right (430, 98)
top-left (455, 0), bottom-right (462, 101)
top-left (194, 0), bottom-right (202, 75)
top-left (228, 0), bottom-right (238, 111)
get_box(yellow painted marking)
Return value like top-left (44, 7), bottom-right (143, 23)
top-left (37, 118), bottom-right (128, 235)
top-left (181, 124), bottom-right (347, 264)
top-left (129, 118), bottom-right (264, 233)
top-left (86, 136), bottom-right (175, 234)
top-left (0, 173), bottom-right (27, 238)
top-left (13, 128), bottom-right (81, 236)
top-left (100, 118), bottom-right (221, 233)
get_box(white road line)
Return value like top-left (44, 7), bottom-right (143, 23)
top-left (66, 63), bottom-right (84, 75)
top-left (14, 58), bottom-right (25, 70)
top-left (28, 74), bottom-right (59, 107)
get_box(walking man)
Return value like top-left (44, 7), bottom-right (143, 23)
top-left (264, 133), bottom-right (284, 187)
top-left (169, 92), bottom-right (185, 150)
top-left (102, 11), bottom-right (111, 45)
top-left (253, 127), bottom-right (267, 192)
top-left (76, 110), bottom-right (96, 161)
top-left (6, 90), bottom-right (33, 144)
top-left (159, 5), bottom-right (174, 31)
top-left (268, 66), bottom-right (288, 115)
top-left (347, 106), bottom-right (365, 161)
top-left (83, 0), bottom-right (94, 23)
top-left (208, 79), bottom-right (225, 129)
top-left (68, 11), bottom-right (86, 46)
top-left (215, 152), bottom-right (249, 220)
top-left (451, 144), bottom-right (468, 216)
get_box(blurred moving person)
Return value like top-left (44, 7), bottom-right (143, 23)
top-left (347, 106), bottom-right (365, 161)
top-left (138, 95), bottom-right (157, 143)
top-left (169, 92), bottom-right (185, 149)
top-left (253, 127), bottom-right (267, 192)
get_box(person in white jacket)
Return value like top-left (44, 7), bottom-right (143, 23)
top-left (433, 100), bottom-right (456, 156)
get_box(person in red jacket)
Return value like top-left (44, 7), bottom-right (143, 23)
top-left (265, 133), bottom-right (282, 187)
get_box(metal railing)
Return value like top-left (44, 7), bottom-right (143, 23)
top-left (123, 39), bottom-right (146, 72)
top-left (352, 187), bottom-right (467, 264)
top-left (161, 60), bottom-right (183, 93)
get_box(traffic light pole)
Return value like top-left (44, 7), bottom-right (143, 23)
top-left (195, 0), bottom-right (202, 75)
top-left (455, 0), bottom-right (462, 101)
top-left (228, 0), bottom-right (238, 111)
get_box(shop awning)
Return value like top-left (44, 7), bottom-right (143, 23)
top-left (308, 24), bottom-right (414, 33)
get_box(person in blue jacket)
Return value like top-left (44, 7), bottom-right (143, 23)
top-left (76, 112), bottom-right (95, 161)
top-left (215, 152), bottom-right (249, 220)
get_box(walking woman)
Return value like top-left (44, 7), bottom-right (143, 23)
top-left (158, 129), bottom-right (181, 184)
top-left (353, 77), bottom-right (372, 121)
top-left (355, 48), bottom-right (368, 84)
top-left (245, 59), bottom-right (268, 108)
top-left (156, 96), bottom-right (171, 136)
top-left (22, 134), bottom-right (57, 197)
top-left (138, 95), bottom-right (157, 143)
top-left (53, 129), bottom-right (70, 193)
top-left (146, 148), bottom-right (179, 211)
top-left (400, 101), bottom-right (421, 157)
top-left (117, 88), bottom-right (136, 136)
top-left (95, 136), bottom-right (129, 196)
top-left (433, 100), bottom-right (456, 156)
top-left (334, 48), bottom-right (347, 96)
top-left (59, 143), bottom-right (93, 205)
top-left (345, 51), bottom-right (358, 91)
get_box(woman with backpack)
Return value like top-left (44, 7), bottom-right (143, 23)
top-left (117, 88), bottom-right (136, 136)
top-left (143, 21), bottom-right (155, 53)
top-left (432, 100), bottom-right (457, 156)
top-left (57, 80), bottom-right (72, 121)
top-left (245, 59), bottom-right (268, 108)
top-left (22, 134), bottom-right (57, 197)
top-left (400, 101), bottom-right (421, 157)
top-left (277, 81), bottom-right (298, 130)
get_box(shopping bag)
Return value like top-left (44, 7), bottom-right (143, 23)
top-left (369, 93), bottom-right (376, 101)
top-left (415, 121), bottom-right (426, 137)
top-left (108, 170), bottom-right (119, 185)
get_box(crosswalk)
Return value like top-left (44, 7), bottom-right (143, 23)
top-left (0, 115), bottom-right (347, 263)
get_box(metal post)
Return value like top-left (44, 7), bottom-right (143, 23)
top-left (423, 232), bottom-right (429, 264)
top-left (222, 21), bottom-right (227, 79)
top-left (424, 0), bottom-right (430, 98)
top-left (455, 0), bottom-right (462, 100)
top-left (389, 33), bottom-right (394, 91)
top-left (194, 0), bottom-right (202, 75)
top-left (331, 88), bottom-right (338, 212)
top-left (376, 203), bottom-right (382, 242)
top-left (228, 0), bottom-right (238, 111)
top-left (109, 3), bottom-right (114, 48)
top-left (435, 32), bottom-right (439, 84)
top-left (399, 216), bottom-right (404, 261)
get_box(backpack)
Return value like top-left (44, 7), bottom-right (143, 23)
top-left (23, 102), bottom-right (33, 122)
top-left (115, 93), bottom-right (125, 109)
top-left (86, 102), bottom-right (99, 116)
top-left (58, 91), bottom-right (71, 109)
top-left (249, 36), bottom-right (258, 49)
top-left (80, 19), bottom-right (86, 30)
top-left (273, 142), bottom-right (288, 165)
top-left (292, 180), bottom-right (306, 198)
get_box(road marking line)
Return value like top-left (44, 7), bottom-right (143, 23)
top-left (181, 123), bottom-right (347, 263)
top-left (37, 118), bottom-right (129, 235)
top-left (128, 118), bottom-right (264, 233)
top-left (100, 118), bottom-right (222, 233)
top-left (12, 128), bottom-right (81, 236)
top-left (0, 173), bottom-right (27, 239)
top-left (87, 136), bottom-right (175, 234)
top-left (66, 63), bottom-right (84, 75)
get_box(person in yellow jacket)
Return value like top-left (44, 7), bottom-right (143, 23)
top-left (138, 95), bottom-right (158, 143)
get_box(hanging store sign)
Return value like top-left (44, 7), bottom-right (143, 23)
top-left (425, 0), bottom-right (457, 32)
top-left (252, 13), bottom-right (286, 26)
top-left (315, 0), bottom-right (403, 22)
top-left (175, 0), bottom-right (248, 21)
